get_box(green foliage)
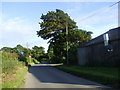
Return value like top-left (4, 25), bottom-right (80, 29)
top-left (1, 52), bottom-right (19, 73)
top-left (1, 47), bottom-right (14, 53)
top-left (0, 44), bottom-right (46, 66)
top-left (67, 29), bottom-right (92, 64)
top-left (37, 9), bottom-right (78, 64)
top-left (16, 44), bottom-right (24, 55)
top-left (1, 44), bottom-right (45, 88)
top-left (31, 46), bottom-right (45, 62)
top-left (1, 51), bottom-right (28, 88)
top-left (31, 46), bottom-right (45, 59)
top-left (32, 58), bottom-right (40, 64)
top-left (1, 45), bottom-right (28, 63)
top-left (0, 44), bottom-right (35, 66)
top-left (37, 9), bottom-right (92, 64)
top-left (68, 29), bottom-right (92, 45)
top-left (15, 44), bottom-right (31, 63)
top-left (68, 47), bottom-right (78, 65)
top-left (37, 9), bottom-right (77, 41)
top-left (47, 44), bottom-right (54, 63)
top-left (26, 57), bottom-right (32, 64)
top-left (26, 57), bottom-right (40, 65)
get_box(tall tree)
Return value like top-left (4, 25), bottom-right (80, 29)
top-left (37, 9), bottom-right (92, 64)
top-left (37, 9), bottom-right (77, 42)
top-left (37, 9), bottom-right (77, 63)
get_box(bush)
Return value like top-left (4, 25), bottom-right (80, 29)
top-left (1, 52), bottom-right (19, 73)
top-left (32, 58), bottom-right (40, 64)
top-left (26, 57), bottom-right (40, 66)
top-left (1, 52), bottom-right (28, 88)
top-left (68, 47), bottom-right (78, 65)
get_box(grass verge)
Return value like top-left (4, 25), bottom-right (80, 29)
top-left (2, 63), bottom-right (28, 88)
top-left (56, 65), bottom-right (119, 88)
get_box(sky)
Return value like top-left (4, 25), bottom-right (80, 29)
top-left (0, 0), bottom-right (119, 52)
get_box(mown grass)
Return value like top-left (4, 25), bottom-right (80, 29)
top-left (56, 65), bottom-right (119, 88)
top-left (1, 52), bottom-right (28, 88)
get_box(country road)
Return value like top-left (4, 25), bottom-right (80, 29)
top-left (24, 64), bottom-right (110, 89)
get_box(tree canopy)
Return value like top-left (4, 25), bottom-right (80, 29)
top-left (0, 44), bottom-right (46, 64)
top-left (31, 46), bottom-right (45, 62)
top-left (37, 9), bottom-right (92, 64)
top-left (37, 9), bottom-right (77, 42)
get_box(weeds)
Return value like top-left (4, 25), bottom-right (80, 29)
top-left (1, 52), bottom-right (28, 88)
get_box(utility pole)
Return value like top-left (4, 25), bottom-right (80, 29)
top-left (66, 22), bottom-right (69, 65)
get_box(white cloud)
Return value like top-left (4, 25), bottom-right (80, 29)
top-left (75, 5), bottom-right (118, 26)
top-left (60, 2), bottom-right (118, 39)
top-left (72, 4), bottom-right (118, 38)
top-left (1, 17), bottom-right (33, 35)
top-left (65, 2), bottom-right (118, 30)
top-left (0, 17), bottom-right (49, 52)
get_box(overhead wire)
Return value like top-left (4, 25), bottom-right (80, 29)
top-left (79, 1), bottom-right (119, 22)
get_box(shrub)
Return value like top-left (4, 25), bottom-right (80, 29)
top-left (1, 52), bottom-right (19, 73)
top-left (1, 51), bottom-right (28, 88)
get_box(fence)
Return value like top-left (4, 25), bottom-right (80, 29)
top-left (77, 27), bottom-right (120, 67)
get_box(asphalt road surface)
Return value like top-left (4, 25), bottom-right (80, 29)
top-left (24, 64), bottom-right (110, 89)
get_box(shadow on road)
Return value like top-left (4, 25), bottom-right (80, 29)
top-left (27, 64), bottom-right (110, 89)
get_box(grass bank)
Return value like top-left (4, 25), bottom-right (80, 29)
top-left (2, 64), bottom-right (28, 88)
top-left (1, 52), bottom-right (28, 88)
top-left (56, 65), bottom-right (119, 88)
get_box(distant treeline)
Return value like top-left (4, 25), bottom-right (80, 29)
top-left (0, 44), bottom-right (46, 65)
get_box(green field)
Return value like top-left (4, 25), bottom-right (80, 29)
top-left (56, 65), bottom-right (119, 88)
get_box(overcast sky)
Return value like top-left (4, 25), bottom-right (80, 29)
top-left (0, 0), bottom-right (119, 52)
